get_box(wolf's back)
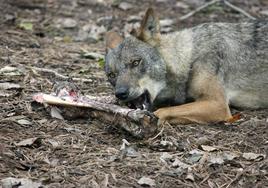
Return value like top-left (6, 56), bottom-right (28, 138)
top-left (191, 21), bottom-right (268, 108)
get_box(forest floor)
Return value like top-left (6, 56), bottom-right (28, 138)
top-left (0, 0), bottom-right (267, 187)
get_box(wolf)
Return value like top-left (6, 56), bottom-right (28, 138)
top-left (104, 8), bottom-right (268, 124)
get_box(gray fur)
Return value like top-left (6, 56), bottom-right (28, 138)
top-left (190, 22), bottom-right (268, 108)
top-left (105, 21), bottom-right (268, 110)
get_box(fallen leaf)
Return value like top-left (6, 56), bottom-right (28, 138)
top-left (188, 149), bottom-right (204, 164)
top-left (242, 152), bottom-right (265, 161)
top-left (118, 2), bottom-right (133, 11)
top-left (222, 151), bottom-right (239, 161)
top-left (137, 176), bottom-right (156, 187)
top-left (19, 22), bottom-right (33, 31)
top-left (196, 136), bottom-right (210, 145)
top-left (17, 119), bottom-right (32, 125)
top-left (0, 66), bottom-right (24, 76)
top-left (1, 177), bottom-right (42, 188)
top-left (50, 107), bottom-right (64, 120)
top-left (260, 10), bottom-right (268, 16)
top-left (172, 158), bottom-right (190, 169)
top-left (0, 82), bottom-right (21, 90)
top-left (160, 140), bottom-right (173, 147)
top-left (160, 152), bottom-right (173, 163)
top-left (118, 139), bottom-right (140, 159)
top-left (81, 51), bottom-right (104, 60)
top-left (185, 172), bottom-right (195, 182)
top-left (47, 139), bottom-right (60, 148)
top-left (60, 18), bottom-right (77, 29)
top-left (176, 2), bottom-right (190, 9)
top-left (200, 145), bottom-right (218, 152)
top-left (98, 58), bottom-right (105, 68)
top-left (208, 153), bottom-right (225, 165)
top-left (15, 137), bottom-right (42, 147)
top-left (160, 19), bottom-right (174, 27)
top-left (226, 113), bottom-right (242, 123)
top-left (127, 15), bottom-right (141, 23)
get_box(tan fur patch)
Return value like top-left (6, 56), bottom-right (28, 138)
top-left (154, 70), bottom-right (232, 124)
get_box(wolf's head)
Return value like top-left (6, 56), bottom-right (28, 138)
top-left (105, 8), bottom-right (167, 110)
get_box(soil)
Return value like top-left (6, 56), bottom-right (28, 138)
top-left (0, 0), bottom-right (267, 187)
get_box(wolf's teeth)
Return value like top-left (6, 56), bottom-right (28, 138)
top-left (142, 104), bottom-right (146, 109)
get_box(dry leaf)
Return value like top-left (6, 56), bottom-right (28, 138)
top-left (172, 158), bottom-right (190, 169)
top-left (17, 119), bottom-right (32, 125)
top-left (160, 152), bottom-right (173, 163)
top-left (226, 113), bottom-right (242, 123)
top-left (208, 153), bottom-right (225, 165)
top-left (0, 82), bottom-right (21, 90)
top-left (185, 172), bottom-right (195, 182)
top-left (137, 176), bottom-right (156, 187)
top-left (1, 177), bottom-right (42, 188)
top-left (15, 137), bottom-right (41, 147)
top-left (47, 139), bottom-right (60, 148)
top-left (200, 145), bottom-right (218, 152)
top-left (242, 152), bottom-right (265, 161)
top-left (50, 107), bottom-right (64, 120)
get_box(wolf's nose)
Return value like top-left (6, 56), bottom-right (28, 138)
top-left (115, 87), bottom-right (129, 100)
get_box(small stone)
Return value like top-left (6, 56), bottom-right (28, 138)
top-left (61, 18), bottom-right (77, 28)
top-left (160, 19), bottom-right (174, 27)
top-left (161, 27), bottom-right (173, 33)
top-left (127, 15), bottom-right (141, 23)
top-left (160, 152), bottom-right (173, 163)
top-left (196, 136), bottom-right (210, 145)
top-left (260, 10), bottom-right (268, 16)
top-left (118, 2), bottom-right (133, 11)
top-left (137, 177), bottom-right (156, 187)
top-left (176, 2), bottom-right (190, 9)
top-left (97, 16), bottom-right (113, 27)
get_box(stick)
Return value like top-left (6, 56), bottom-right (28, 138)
top-left (29, 66), bottom-right (94, 83)
top-left (33, 93), bottom-right (158, 138)
top-left (223, 0), bottom-right (256, 20)
top-left (179, 0), bottom-right (256, 21)
top-left (180, 0), bottom-right (219, 21)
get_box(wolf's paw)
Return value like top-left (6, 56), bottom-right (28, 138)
top-left (128, 109), bottom-right (156, 121)
top-left (153, 108), bottom-right (169, 125)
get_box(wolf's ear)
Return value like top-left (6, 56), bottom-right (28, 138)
top-left (105, 31), bottom-right (123, 52)
top-left (138, 8), bottom-right (160, 45)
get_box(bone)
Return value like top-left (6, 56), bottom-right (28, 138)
top-left (33, 90), bottom-right (158, 138)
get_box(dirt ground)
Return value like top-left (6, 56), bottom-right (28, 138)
top-left (0, 0), bottom-right (267, 187)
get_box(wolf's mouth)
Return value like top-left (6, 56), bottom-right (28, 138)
top-left (127, 91), bottom-right (151, 111)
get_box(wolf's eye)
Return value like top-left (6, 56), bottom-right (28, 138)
top-left (108, 73), bottom-right (116, 79)
top-left (131, 59), bottom-right (142, 67)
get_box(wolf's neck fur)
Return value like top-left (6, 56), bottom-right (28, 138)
top-left (157, 29), bottom-right (193, 82)
top-left (153, 29), bottom-right (194, 104)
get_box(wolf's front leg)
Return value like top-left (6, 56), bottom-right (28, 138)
top-left (154, 100), bottom-right (232, 124)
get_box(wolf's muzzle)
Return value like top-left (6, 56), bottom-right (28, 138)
top-left (115, 87), bottom-right (129, 100)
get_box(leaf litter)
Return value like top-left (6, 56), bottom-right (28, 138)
top-left (0, 0), bottom-right (267, 187)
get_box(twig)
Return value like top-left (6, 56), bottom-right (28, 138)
top-left (180, 0), bottom-right (219, 21)
top-left (148, 125), bottom-right (165, 141)
top-left (28, 66), bottom-right (94, 83)
top-left (225, 170), bottom-right (244, 188)
top-left (223, 0), bottom-right (256, 20)
top-left (180, 0), bottom-right (256, 21)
